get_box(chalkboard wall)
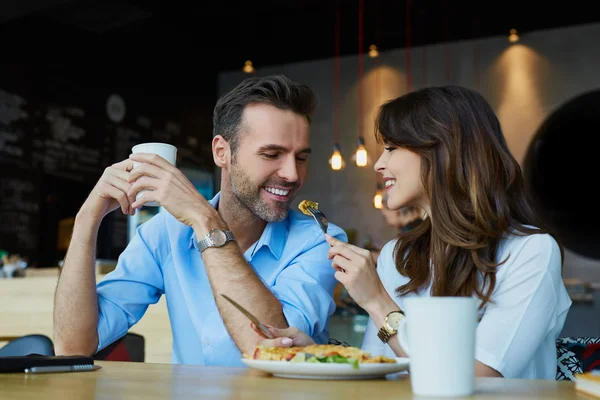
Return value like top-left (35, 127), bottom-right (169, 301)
top-left (0, 63), bottom-right (216, 267)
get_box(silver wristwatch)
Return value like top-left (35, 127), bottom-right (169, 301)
top-left (197, 228), bottom-right (235, 253)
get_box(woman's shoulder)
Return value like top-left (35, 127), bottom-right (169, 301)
top-left (497, 229), bottom-right (562, 276)
top-left (500, 228), bottom-right (560, 255)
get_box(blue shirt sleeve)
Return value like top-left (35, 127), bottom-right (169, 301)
top-left (95, 217), bottom-right (166, 352)
top-left (271, 228), bottom-right (347, 344)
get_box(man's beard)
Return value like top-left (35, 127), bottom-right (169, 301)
top-left (229, 163), bottom-right (298, 222)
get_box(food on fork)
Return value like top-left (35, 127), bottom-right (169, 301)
top-left (244, 344), bottom-right (396, 369)
top-left (298, 200), bottom-right (319, 216)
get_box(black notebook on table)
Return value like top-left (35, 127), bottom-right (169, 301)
top-left (0, 354), bottom-right (95, 373)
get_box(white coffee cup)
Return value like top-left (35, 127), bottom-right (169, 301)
top-left (131, 142), bottom-right (177, 207)
top-left (397, 297), bottom-right (478, 398)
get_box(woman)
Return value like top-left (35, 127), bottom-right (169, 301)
top-left (253, 85), bottom-right (572, 380)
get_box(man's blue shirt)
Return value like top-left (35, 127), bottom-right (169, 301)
top-left (95, 192), bottom-right (347, 366)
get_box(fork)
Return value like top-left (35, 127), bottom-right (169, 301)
top-left (306, 206), bottom-right (329, 236)
top-left (306, 206), bottom-right (339, 259)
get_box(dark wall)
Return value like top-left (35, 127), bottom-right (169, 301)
top-left (524, 89), bottom-right (600, 261)
top-left (0, 63), bottom-right (217, 267)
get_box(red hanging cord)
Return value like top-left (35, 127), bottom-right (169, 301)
top-left (375, 0), bottom-right (382, 184)
top-left (421, 5), bottom-right (427, 88)
top-left (422, 37), bottom-right (427, 87)
top-left (334, 0), bottom-right (341, 145)
top-left (376, 0), bottom-right (381, 51)
top-left (405, 0), bottom-right (412, 92)
top-left (473, 16), bottom-right (480, 91)
top-left (358, 0), bottom-right (364, 139)
top-left (375, 0), bottom-right (381, 103)
top-left (443, 2), bottom-right (450, 82)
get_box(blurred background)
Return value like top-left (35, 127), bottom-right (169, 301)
top-left (1, 0), bottom-right (599, 359)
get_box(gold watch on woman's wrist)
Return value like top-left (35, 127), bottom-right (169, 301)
top-left (377, 310), bottom-right (405, 343)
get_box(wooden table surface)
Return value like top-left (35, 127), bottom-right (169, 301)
top-left (0, 361), bottom-right (589, 400)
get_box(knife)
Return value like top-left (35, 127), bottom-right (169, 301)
top-left (221, 294), bottom-right (274, 339)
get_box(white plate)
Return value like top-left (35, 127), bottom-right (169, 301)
top-left (242, 357), bottom-right (409, 380)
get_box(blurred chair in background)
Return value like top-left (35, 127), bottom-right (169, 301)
top-left (93, 332), bottom-right (145, 362)
top-left (556, 336), bottom-right (600, 380)
top-left (0, 334), bottom-right (54, 357)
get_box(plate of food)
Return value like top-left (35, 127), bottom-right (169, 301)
top-left (242, 344), bottom-right (409, 380)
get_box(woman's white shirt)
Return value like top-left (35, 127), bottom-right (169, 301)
top-left (361, 232), bottom-right (572, 380)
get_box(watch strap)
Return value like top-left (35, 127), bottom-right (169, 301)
top-left (197, 230), bottom-right (235, 253)
top-left (377, 324), bottom-right (394, 343)
top-left (377, 310), bottom-right (404, 343)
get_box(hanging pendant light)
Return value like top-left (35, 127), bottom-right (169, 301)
top-left (329, 143), bottom-right (345, 171)
top-left (355, 0), bottom-right (369, 167)
top-left (352, 136), bottom-right (369, 167)
top-left (330, 0), bottom-right (344, 171)
top-left (373, 183), bottom-right (384, 209)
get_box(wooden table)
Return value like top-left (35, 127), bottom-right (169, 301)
top-left (0, 361), bottom-right (588, 400)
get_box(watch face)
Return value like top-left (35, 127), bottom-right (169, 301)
top-left (387, 311), bottom-right (404, 329)
top-left (208, 229), bottom-right (227, 246)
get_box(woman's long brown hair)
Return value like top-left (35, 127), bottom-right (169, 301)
top-left (375, 85), bottom-right (562, 307)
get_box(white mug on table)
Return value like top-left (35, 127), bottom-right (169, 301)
top-left (131, 142), bottom-right (177, 207)
top-left (397, 296), bottom-right (478, 398)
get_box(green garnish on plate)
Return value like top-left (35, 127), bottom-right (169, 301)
top-left (291, 352), bottom-right (359, 369)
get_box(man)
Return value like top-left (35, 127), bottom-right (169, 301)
top-left (53, 74), bottom-right (347, 366)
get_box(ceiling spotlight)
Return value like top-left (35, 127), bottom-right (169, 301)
top-left (368, 44), bottom-right (379, 58)
top-left (243, 60), bottom-right (255, 73)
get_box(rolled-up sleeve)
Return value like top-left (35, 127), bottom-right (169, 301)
top-left (271, 229), bottom-right (346, 344)
top-left (475, 234), bottom-right (564, 378)
top-left (96, 221), bottom-right (166, 352)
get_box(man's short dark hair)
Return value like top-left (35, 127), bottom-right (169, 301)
top-left (213, 74), bottom-right (317, 156)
